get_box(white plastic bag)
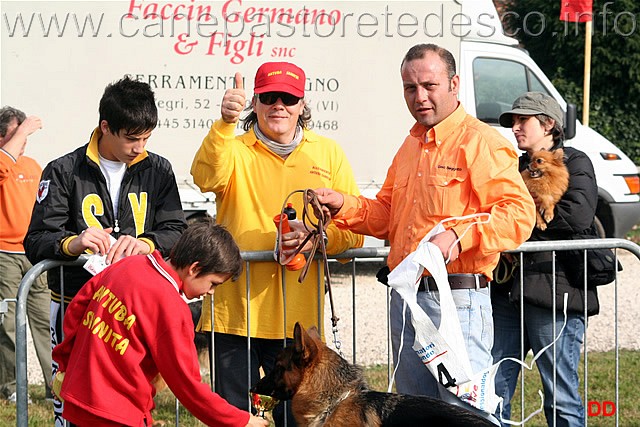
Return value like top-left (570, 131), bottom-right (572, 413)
top-left (387, 213), bottom-right (568, 422)
top-left (387, 214), bottom-right (501, 412)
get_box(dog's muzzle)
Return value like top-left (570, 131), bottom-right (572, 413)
top-left (527, 165), bottom-right (543, 178)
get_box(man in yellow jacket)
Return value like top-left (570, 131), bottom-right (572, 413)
top-left (191, 61), bottom-right (363, 426)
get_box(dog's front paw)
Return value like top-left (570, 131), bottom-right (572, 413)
top-left (536, 217), bottom-right (548, 230)
top-left (535, 211), bottom-right (548, 230)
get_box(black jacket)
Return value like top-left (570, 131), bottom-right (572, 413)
top-left (25, 133), bottom-right (187, 300)
top-left (507, 146), bottom-right (600, 315)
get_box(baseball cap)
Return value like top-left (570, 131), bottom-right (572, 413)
top-left (499, 92), bottom-right (564, 128)
top-left (254, 62), bottom-right (305, 98)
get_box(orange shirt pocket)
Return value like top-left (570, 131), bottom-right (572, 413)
top-left (390, 175), bottom-right (409, 218)
top-left (425, 169), bottom-right (470, 217)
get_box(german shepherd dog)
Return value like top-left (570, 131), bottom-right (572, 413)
top-left (521, 148), bottom-right (569, 231)
top-left (251, 323), bottom-right (498, 426)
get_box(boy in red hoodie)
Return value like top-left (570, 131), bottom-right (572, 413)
top-left (52, 218), bottom-right (268, 427)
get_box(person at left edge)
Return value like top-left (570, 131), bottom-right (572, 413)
top-left (24, 76), bottom-right (187, 425)
top-left (0, 106), bottom-right (52, 402)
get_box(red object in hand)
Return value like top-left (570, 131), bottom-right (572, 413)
top-left (273, 214), bottom-right (306, 271)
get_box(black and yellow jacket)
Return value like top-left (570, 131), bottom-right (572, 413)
top-left (24, 128), bottom-right (186, 301)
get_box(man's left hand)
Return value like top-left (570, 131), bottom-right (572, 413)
top-left (429, 229), bottom-right (461, 263)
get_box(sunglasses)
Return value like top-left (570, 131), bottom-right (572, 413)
top-left (258, 92), bottom-right (301, 106)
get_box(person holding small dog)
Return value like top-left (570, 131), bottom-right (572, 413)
top-left (492, 92), bottom-right (599, 427)
top-left (190, 61), bottom-right (363, 426)
top-left (51, 218), bottom-right (268, 427)
top-left (315, 44), bottom-right (535, 402)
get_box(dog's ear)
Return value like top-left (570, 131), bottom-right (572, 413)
top-left (293, 322), bottom-right (308, 355)
top-left (293, 322), bottom-right (319, 364)
top-left (306, 326), bottom-right (322, 340)
top-left (553, 148), bottom-right (564, 161)
top-left (294, 322), bottom-right (304, 351)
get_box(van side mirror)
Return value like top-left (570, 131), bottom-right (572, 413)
top-left (564, 103), bottom-right (577, 140)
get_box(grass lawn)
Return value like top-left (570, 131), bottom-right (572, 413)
top-left (5, 350), bottom-right (638, 426)
top-left (626, 224), bottom-right (640, 244)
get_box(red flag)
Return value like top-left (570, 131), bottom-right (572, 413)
top-left (560, 0), bottom-right (593, 22)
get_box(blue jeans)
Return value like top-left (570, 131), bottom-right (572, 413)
top-left (390, 287), bottom-right (493, 397)
top-left (491, 292), bottom-right (585, 427)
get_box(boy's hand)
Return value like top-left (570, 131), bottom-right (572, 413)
top-left (245, 414), bottom-right (269, 427)
top-left (221, 72), bottom-right (246, 124)
top-left (106, 235), bottom-right (152, 265)
top-left (68, 226), bottom-right (114, 256)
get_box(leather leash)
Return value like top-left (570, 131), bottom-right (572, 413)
top-left (276, 189), bottom-right (342, 353)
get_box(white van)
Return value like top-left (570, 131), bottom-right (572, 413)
top-left (2, 0), bottom-right (638, 237)
top-left (457, 33), bottom-right (640, 238)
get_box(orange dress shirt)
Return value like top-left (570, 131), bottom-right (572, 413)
top-left (334, 104), bottom-right (535, 279)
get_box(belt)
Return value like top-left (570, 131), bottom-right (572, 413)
top-left (418, 274), bottom-right (488, 292)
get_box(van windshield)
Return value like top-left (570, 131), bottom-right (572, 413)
top-left (473, 57), bottom-right (548, 124)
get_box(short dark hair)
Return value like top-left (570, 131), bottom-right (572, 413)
top-left (535, 114), bottom-right (565, 146)
top-left (99, 76), bottom-right (158, 136)
top-left (241, 97), bottom-right (312, 132)
top-left (169, 217), bottom-right (243, 281)
top-left (0, 106), bottom-right (26, 137)
top-left (401, 44), bottom-right (457, 81)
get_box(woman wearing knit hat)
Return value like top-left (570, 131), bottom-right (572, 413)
top-left (492, 92), bottom-right (600, 427)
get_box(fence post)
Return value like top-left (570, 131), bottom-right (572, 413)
top-left (15, 257), bottom-right (88, 427)
top-left (16, 261), bottom-right (47, 426)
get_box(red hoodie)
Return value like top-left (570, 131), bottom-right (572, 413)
top-left (53, 251), bottom-right (250, 427)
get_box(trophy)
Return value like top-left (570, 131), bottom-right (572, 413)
top-left (250, 392), bottom-right (279, 418)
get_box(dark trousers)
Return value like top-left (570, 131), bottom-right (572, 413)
top-left (213, 332), bottom-right (297, 427)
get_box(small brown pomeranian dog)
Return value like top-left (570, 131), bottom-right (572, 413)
top-left (521, 148), bottom-right (569, 230)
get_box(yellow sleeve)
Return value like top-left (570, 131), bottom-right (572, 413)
top-left (190, 119), bottom-right (239, 194)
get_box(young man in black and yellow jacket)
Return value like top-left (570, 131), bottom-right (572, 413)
top-left (25, 76), bottom-right (186, 425)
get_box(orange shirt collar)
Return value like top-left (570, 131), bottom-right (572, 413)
top-left (409, 102), bottom-right (466, 146)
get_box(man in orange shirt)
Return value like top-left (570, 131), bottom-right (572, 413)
top-left (0, 106), bottom-right (51, 402)
top-left (316, 44), bottom-right (535, 399)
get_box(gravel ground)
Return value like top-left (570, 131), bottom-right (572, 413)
top-left (25, 251), bottom-right (639, 385)
top-left (320, 250), bottom-right (640, 366)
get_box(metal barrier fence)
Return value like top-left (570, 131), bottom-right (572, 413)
top-left (14, 239), bottom-right (640, 426)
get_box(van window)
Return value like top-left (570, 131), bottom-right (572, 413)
top-left (473, 57), bottom-right (549, 123)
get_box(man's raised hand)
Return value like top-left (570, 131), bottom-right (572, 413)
top-left (221, 72), bottom-right (246, 124)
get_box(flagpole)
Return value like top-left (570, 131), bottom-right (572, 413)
top-left (583, 19), bottom-right (592, 127)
